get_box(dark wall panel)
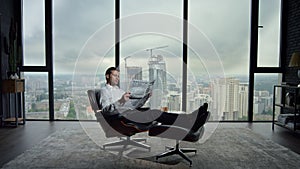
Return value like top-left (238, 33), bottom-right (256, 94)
top-left (0, 0), bottom-right (22, 124)
top-left (284, 0), bottom-right (300, 85)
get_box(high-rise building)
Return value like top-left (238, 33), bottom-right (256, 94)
top-left (210, 78), bottom-right (226, 120)
top-left (148, 54), bottom-right (167, 108)
top-left (167, 92), bottom-right (181, 111)
top-left (121, 66), bottom-right (142, 90)
top-left (254, 90), bottom-right (273, 116)
top-left (127, 66), bottom-right (142, 81)
top-left (239, 83), bottom-right (249, 119)
top-left (224, 78), bottom-right (240, 120)
top-left (211, 78), bottom-right (247, 120)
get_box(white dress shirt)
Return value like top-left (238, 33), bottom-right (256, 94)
top-left (99, 84), bottom-right (134, 115)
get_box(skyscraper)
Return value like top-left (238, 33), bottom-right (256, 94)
top-left (239, 83), bottom-right (249, 119)
top-left (224, 78), bottom-right (240, 120)
top-left (148, 54), bottom-right (167, 108)
top-left (211, 77), bottom-right (244, 120)
top-left (127, 66), bottom-right (142, 81)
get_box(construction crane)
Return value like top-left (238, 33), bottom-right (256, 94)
top-left (145, 45), bottom-right (168, 58)
top-left (123, 55), bottom-right (131, 69)
top-left (123, 55), bottom-right (131, 87)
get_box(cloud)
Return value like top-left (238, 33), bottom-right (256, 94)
top-left (23, 0), bottom-right (281, 77)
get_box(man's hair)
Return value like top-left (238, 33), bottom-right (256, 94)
top-left (105, 67), bottom-right (119, 81)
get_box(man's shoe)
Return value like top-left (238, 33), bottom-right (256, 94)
top-left (191, 103), bottom-right (207, 117)
top-left (190, 103), bottom-right (209, 132)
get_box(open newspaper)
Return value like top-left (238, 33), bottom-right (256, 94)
top-left (128, 80), bottom-right (155, 109)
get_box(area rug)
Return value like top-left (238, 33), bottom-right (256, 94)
top-left (2, 126), bottom-right (300, 169)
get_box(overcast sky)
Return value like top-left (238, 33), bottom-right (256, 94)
top-left (22, 0), bottom-right (281, 79)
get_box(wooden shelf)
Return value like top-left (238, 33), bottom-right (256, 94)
top-left (275, 103), bottom-right (298, 110)
top-left (272, 85), bottom-right (300, 132)
top-left (2, 118), bottom-right (25, 127)
top-left (274, 122), bottom-right (300, 131)
top-left (3, 118), bottom-right (24, 122)
top-left (1, 79), bottom-right (26, 127)
top-left (2, 79), bottom-right (25, 93)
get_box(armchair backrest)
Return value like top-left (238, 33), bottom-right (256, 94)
top-left (87, 89), bottom-right (119, 137)
top-left (87, 89), bottom-right (102, 111)
top-left (87, 89), bottom-right (137, 137)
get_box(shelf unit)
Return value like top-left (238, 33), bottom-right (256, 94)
top-left (272, 85), bottom-right (300, 132)
top-left (1, 79), bottom-right (25, 127)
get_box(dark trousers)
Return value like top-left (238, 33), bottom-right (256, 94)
top-left (122, 109), bottom-right (204, 130)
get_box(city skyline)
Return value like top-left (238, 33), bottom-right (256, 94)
top-left (23, 63), bottom-right (278, 121)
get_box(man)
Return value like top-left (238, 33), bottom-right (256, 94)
top-left (99, 67), bottom-right (209, 132)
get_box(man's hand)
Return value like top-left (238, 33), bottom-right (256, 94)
top-left (119, 92), bottom-right (131, 105)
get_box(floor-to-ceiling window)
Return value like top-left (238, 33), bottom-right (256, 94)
top-left (253, 0), bottom-right (282, 121)
top-left (257, 0), bottom-right (281, 67)
top-left (23, 0), bottom-right (46, 66)
top-left (23, 72), bottom-right (49, 119)
top-left (22, 0), bottom-right (282, 121)
top-left (52, 0), bottom-right (114, 120)
top-left (22, 0), bottom-right (49, 120)
top-left (189, 0), bottom-right (251, 121)
top-left (254, 73), bottom-right (282, 120)
top-left (120, 0), bottom-right (183, 111)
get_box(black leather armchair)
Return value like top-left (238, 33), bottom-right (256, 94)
top-left (149, 109), bottom-right (210, 166)
top-left (87, 89), bottom-right (154, 151)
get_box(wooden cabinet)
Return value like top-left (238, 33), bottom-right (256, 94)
top-left (272, 85), bottom-right (300, 132)
top-left (1, 79), bottom-right (25, 127)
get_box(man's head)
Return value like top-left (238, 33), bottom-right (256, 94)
top-left (105, 67), bottom-right (120, 86)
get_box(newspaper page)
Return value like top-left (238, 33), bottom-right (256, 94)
top-left (127, 80), bottom-right (155, 109)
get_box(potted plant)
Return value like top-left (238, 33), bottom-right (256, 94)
top-left (6, 18), bottom-right (21, 79)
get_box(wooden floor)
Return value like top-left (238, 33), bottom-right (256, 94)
top-left (0, 121), bottom-right (299, 167)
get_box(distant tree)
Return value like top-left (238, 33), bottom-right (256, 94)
top-left (30, 103), bottom-right (36, 112)
top-left (36, 93), bottom-right (48, 101)
top-left (66, 101), bottom-right (76, 119)
top-left (238, 116), bottom-right (248, 120)
top-left (261, 109), bottom-right (272, 115)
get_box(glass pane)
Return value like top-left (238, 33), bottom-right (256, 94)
top-left (189, 0), bottom-right (250, 121)
top-left (253, 73), bottom-right (282, 121)
top-left (24, 72), bottom-right (49, 119)
top-left (53, 0), bottom-right (114, 120)
top-left (257, 0), bottom-right (281, 67)
top-left (120, 0), bottom-right (183, 110)
top-left (22, 0), bottom-right (46, 66)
